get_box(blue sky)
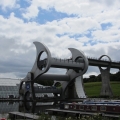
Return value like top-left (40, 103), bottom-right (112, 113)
top-left (0, 0), bottom-right (120, 78)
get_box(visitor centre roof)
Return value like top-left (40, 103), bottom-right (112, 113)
top-left (0, 78), bottom-right (20, 86)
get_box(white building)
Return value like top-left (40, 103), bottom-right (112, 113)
top-left (0, 78), bottom-right (20, 98)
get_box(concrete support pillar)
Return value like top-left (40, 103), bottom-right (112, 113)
top-left (99, 67), bottom-right (113, 97)
top-left (99, 55), bottom-right (113, 97)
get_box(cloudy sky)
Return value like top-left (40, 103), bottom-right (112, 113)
top-left (0, 0), bottom-right (120, 79)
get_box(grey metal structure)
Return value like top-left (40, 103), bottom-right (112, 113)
top-left (88, 56), bottom-right (120, 97)
top-left (88, 57), bottom-right (120, 68)
top-left (75, 76), bottom-right (86, 98)
top-left (19, 42), bottom-right (88, 112)
top-left (98, 55), bottom-right (113, 97)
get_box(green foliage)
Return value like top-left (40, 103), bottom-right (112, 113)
top-left (110, 71), bottom-right (120, 81)
top-left (83, 71), bottom-right (120, 83)
top-left (37, 114), bottom-right (114, 120)
top-left (84, 81), bottom-right (120, 97)
top-left (38, 113), bottom-right (51, 120)
top-left (83, 74), bottom-right (101, 83)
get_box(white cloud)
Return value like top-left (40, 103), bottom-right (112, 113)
top-left (0, 0), bottom-right (19, 10)
top-left (20, 0), bottom-right (120, 43)
top-left (89, 0), bottom-right (118, 6)
top-left (22, 0), bottom-right (120, 19)
top-left (84, 71), bottom-right (99, 78)
top-left (22, 4), bottom-right (39, 19)
top-left (0, 0), bottom-right (120, 78)
top-left (0, 72), bottom-right (18, 78)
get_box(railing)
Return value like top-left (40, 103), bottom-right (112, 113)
top-left (87, 56), bottom-right (120, 63)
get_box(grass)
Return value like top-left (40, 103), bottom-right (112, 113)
top-left (84, 81), bottom-right (120, 97)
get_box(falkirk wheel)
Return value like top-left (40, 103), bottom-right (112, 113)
top-left (19, 42), bottom-right (88, 112)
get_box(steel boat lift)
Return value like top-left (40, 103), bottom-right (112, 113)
top-left (19, 42), bottom-right (88, 112)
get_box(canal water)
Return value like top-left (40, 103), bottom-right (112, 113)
top-left (0, 102), bottom-right (56, 119)
top-left (0, 102), bottom-right (19, 119)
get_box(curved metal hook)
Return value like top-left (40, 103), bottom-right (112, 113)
top-left (67, 48), bottom-right (88, 78)
top-left (61, 48), bottom-right (88, 98)
top-left (30, 42), bottom-right (52, 80)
